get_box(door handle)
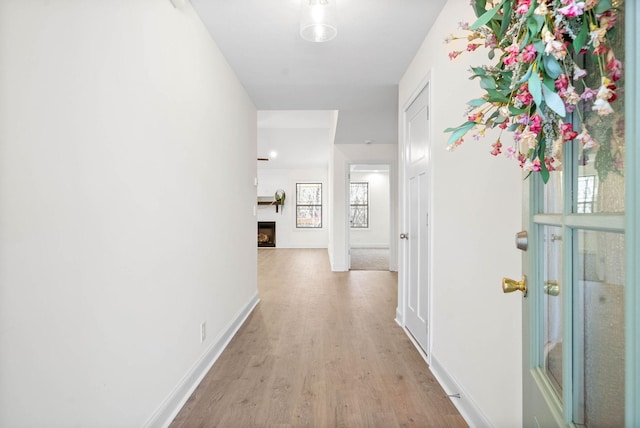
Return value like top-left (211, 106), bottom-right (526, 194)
top-left (400, 233), bottom-right (408, 240)
top-left (502, 276), bottom-right (527, 296)
top-left (544, 280), bottom-right (560, 296)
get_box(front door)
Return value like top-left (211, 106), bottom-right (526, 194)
top-left (403, 81), bottom-right (430, 352)
top-left (522, 3), bottom-right (635, 424)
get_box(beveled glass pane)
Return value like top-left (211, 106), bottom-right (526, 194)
top-left (541, 226), bottom-right (563, 396)
top-left (576, 1), bottom-right (625, 214)
top-left (296, 206), bottom-right (322, 228)
top-left (297, 183), bottom-right (322, 205)
top-left (573, 230), bottom-right (625, 427)
top-left (542, 171), bottom-right (563, 214)
top-left (350, 182), bottom-right (368, 204)
top-left (350, 206), bottom-right (368, 228)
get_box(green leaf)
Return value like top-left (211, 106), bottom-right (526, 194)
top-left (470, 66), bottom-right (486, 76)
top-left (509, 106), bottom-right (527, 115)
top-left (573, 18), bottom-right (589, 52)
top-left (499, 0), bottom-right (512, 38)
top-left (528, 71), bottom-right (542, 107)
top-left (467, 98), bottom-right (487, 107)
top-left (488, 49), bottom-right (495, 60)
top-left (541, 84), bottom-right (566, 117)
top-left (485, 89), bottom-right (509, 103)
top-left (469, 0), bottom-right (506, 30)
top-left (480, 76), bottom-right (497, 89)
top-left (595, 0), bottom-right (613, 14)
top-left (446, 122), bottom-right (476, 145)
top-left (526, 15), bottom-right (545, 40)
top-left (540, 163), bottom-right (550, 183)
top-left (518, 64), bottom-right (534, 84)
top-left (543, 54), bottom-right (562, 79)
top-left (533, 40), bottom-right (544, 52)
top-left (473, 0), bottom-right (487, 18)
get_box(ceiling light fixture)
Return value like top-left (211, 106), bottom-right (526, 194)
top-left (270, 151), bottom-right (278, 158)
top-left (300, 0), bottom-right (337, 43)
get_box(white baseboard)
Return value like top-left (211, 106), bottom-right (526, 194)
top-left (349, 243), bottom-right (390, 249)
top-left (428, 354), bottom-right (492, 428)
top-left (273, 244), bottom-right (328, 249)
top-left (143, 292), bottom-right (260, 428)
top-left (395, 307), bottom-right (403, 326)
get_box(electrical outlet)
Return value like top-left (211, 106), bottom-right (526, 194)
top-left (200, 322), bottom-right (206, 343)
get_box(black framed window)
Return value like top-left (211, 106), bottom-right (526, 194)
top-left (296, 183), bottom-right (322, 228)
top-left (349, 182), bottom-right (369, 228)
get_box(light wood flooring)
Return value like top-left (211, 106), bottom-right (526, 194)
top-left (170, 248), bottom-right (466, 427)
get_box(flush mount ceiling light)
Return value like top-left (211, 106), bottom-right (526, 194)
top-left (300, 0), bottom-right (337, 43)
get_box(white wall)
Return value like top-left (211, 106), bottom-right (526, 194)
top-left (398, 0), bottom-right (523, 426)
top-left (257, 168), bottom-right (329, 248)
top-left (0, 1), bottom-right (257, 426)
top-left (331, 144), bottom-right (397, 271)
top-left (349, 170), bottom-right (391, 248)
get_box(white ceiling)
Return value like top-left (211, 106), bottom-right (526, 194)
top-left (189, 0), bottom-right (447, 168)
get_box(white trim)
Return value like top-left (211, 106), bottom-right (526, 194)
top-left (345, 160), bottom-right (395, 272)
top-left (429, 354), bottom-right (492, 428)
top-left (349, 243), bottom-right (389, 249)
top-left (143, 292), bottom-right (260, 428)
top-left (271, 244), bottom-right (328, 249)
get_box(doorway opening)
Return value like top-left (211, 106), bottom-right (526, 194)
top-left (347, 164), bottom-right (391, 271)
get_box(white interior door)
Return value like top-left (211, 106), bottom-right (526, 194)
top-left (403, 82), bottom-right (430, 351)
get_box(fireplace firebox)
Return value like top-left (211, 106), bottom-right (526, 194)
top-left (257, 221), bottom-right (276, 247)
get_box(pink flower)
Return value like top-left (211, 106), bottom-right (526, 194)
top-left (506, 146), bottom-right (517, 160)
top-left (558, 1), bottom-right (585, 18)
top-left (573, 64), bottom-right (587, 80)
top-left (516, 83), bottom-right (534, 106)
top-left (529, 114), bottom-right (542, 134)
top-left (467, 112), bottom-right (483, 123)
top-left (521, 44), bottom-right (537, 63)
top-left (490, 140), bottom-right (502, 156)
top-left (522, 158), bottom-right (542, 172)
top-left (449, 51), bottom-right (463, 60)
top-left (515, 0), bottom-right (532, 14)
top-left (560, 122), bottom-right (578, 141)
top-left (503, 42), bottom-right (520, 66)
top-left (545, 157), bottom-right (559, 172)
top-left (555, 74), bottom-right (569, 92)
top-left (580, 87), bottom-right (597, 102)
top-left (606, 50), bottom-right (623, 81)
top-left (466, 43), bottom-right (482, 52)
top-left (576, 127), bottom-right (600, 150)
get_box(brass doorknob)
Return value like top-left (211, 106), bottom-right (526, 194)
top-left (502, 276), bottom-right (527, 296)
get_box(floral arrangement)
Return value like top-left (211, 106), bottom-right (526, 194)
top-left (445, 0), bottom-right (622, 182)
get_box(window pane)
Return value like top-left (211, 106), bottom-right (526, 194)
top-left (350, 206), bottom-right (368, 228)
top-left (541, 170), bottom-right (563, 214)
top-left (350, 182), bottom-right (368, 204)
top-left (576, 1), bottom-right (625, 214)
top-left (297, 183), bottom-right (322, 205)
top-left (573, 230), bottom-right (625, 426)
top-left (541, 226), bottom-right (563, 397)
top-left (296, 206), bottom-right (322, 228)
top-left (350, 182), bottom-right (368, 228)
